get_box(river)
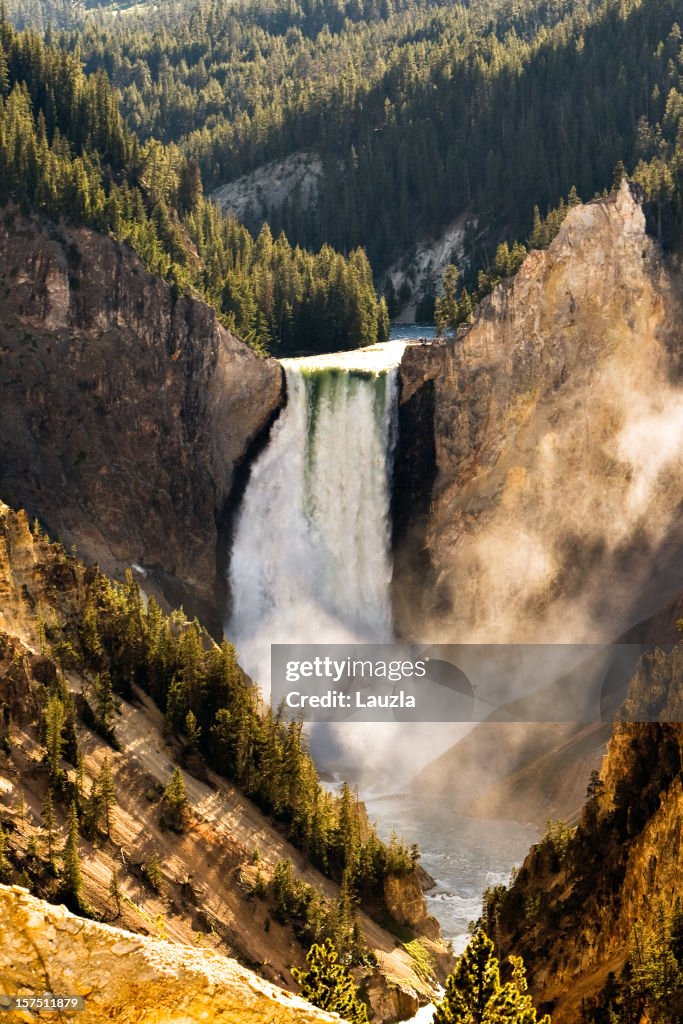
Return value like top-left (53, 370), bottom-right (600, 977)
top-left (365, 793), bottom-right (537, 952)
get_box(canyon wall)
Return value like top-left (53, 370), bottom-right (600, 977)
top-left (395, 183), bottom-right (683, 648)
top-left (0, 210), bottom-right (284, 631)
top-left (493, 650), bottom-right (683, 1022)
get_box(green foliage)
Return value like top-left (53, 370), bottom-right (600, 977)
top-left (486, 725), bottom-right (683, 1024)
top-left (34, 0), bottom-right (683, 292)
top-left (581, 901), bottom-right (683, 1023)
top-left (97, 756), bottom-right (116, 838)
top-left (93, 673), bottom-right (118, 742)
top-left (435, 264), bottom-right (461, 336)
top-left (270, 859), bottom-right (368, 963)
top-left (160, 766), bottom-right (188, 832)
top-left (0, 822), bottom-right (12, 883)
top-left (79, 671), bottom-right (121, 748)
top-left (40, 788), bottom-right (58, 871)
top-left (434, 930), bottom-right (551, 1024)
top-left (61, 800), bottom-right (86, 911)
top-left (404, 938), bottom-right (436, 983)
top-left (435, 232), bottom-right (528, 334)
top-left (144, 849), bottom-right (164, 893)
top-left (42, 692), bottom-right (66, 787)
top-left (631, 902), bottom-right (683, 1024)
top-left (75, 574), bottom-right (399, 890)
top-left (0, 18), bottom-right (386, 353)
top-left (183, 710), bottom-right (201, 751)
top-left (539, 819), bottom-right (574, 873)
top-left (292, 937), bottom-right (370, 1023)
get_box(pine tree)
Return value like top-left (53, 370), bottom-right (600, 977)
top-left (93, 671), bottom-right (117, 739)
top-left (161, 766), bottom-right (187, 831)
top-left (62, 801), bottom-right (85, 910)
top-left (435, 264), bottom-right (460, 336)
top-left (336, 783), bottom-right (361, 874)
top-left (567, 185), bottom-right (581, 207)
top-left (43, 692), bottom-right (66, 786)
top-left (144, 849), bottom-right (163, 893)
top-left (177, 158), bottom-right (203, 213)
top-left (457, 288), bottom-right (473, 325)
top-left (75, 752), bottom-right (86, 807)
top-left (0, 39), bottom-right (8, 99)
top-left (109, 865), bottom-right (122, 917)
top-left (82, 778), bottom-right (103, 840)
top-left (528, 205), bottom-right (547, 249)
top-left (292, 938), bottom-right (369, 1023)
top-left (41, 788), bottom-right (58, 872)
top-left (612, 160), bottom-right (627, 191)
top-left (98, 756), bottom-right (116, 838)
top-left (184, 710), bottom-right (201, 751)
top-left (433, 931), bottom-right (550, 1024)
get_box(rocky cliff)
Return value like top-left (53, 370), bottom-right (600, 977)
top-left (394, 183), bottom-right (683, 647)
top-left (0, 884), bottom-right (339, 1024)
top-left (0, 208), bottom-right (284, 632)
top-left (398, 183), bottom-right (683, 825)
top-left (488, 649), bottom-right (683, 1022)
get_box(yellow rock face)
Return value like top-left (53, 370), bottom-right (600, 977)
top-left (396, 183), bottom-right (683, 647)
top-left (0, 885), bottom-right (339, 1024)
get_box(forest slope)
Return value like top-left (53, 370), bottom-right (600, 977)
top-left (0, 502), bottom-right (448, 1020)
top-left (52, 0), bottom-right (683, 283)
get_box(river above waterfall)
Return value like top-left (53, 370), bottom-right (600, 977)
top-left (389, 324), bottom-right (437, 341)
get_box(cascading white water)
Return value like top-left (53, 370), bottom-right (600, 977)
top-left (228, 340), bottom-right (406, 686)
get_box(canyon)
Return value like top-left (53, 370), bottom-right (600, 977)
top-left (3, 182), bottom-right (683, 1020)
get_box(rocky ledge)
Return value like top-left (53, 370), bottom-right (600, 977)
top-left (0, 884), bottom-right (339, 1024)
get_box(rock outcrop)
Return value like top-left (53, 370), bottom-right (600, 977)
top-left (397, 184), bottom-right (683, 826)
top-left (0, 884), bottom-right (339, 1024)
top-left (394, 183), bottom-right (683, 648)
top-left (0, 209), bottom-right (284, 631)
top-left (383, 873), bottom-right (440, 940)
top-left (361, 971), bottom-right (420, 1024)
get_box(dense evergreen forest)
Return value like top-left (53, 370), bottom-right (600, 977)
top-left (7, 0), bottom-right (683, 318)
top-left (18, 0), bottom-right (683, 295)
top-left (0, 17), bottom-right (388, 353)
top-left (18, 531), bottom-right (417, 955)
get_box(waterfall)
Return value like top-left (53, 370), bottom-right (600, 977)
top-left (228, 340), bottom-right (406, 687)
